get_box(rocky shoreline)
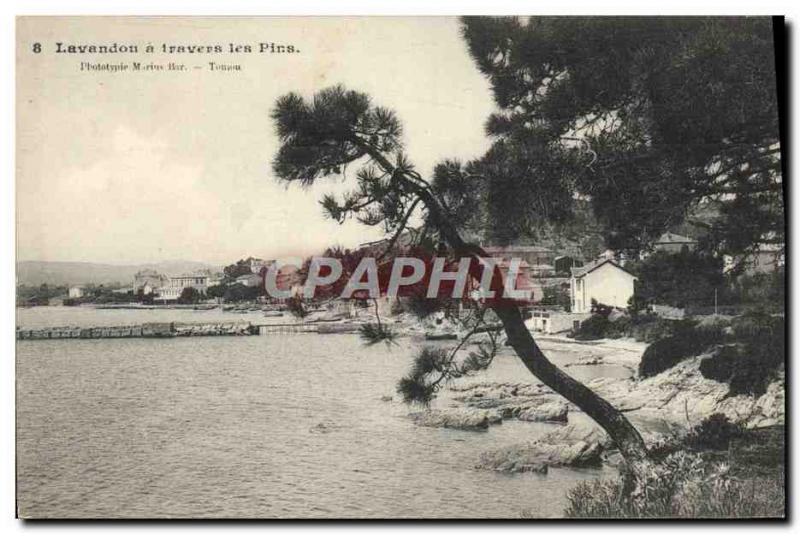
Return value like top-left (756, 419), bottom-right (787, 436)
top-left (402, 335), bottom-right (785, 475)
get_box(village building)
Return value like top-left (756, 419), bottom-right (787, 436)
top-left (570, 258), bottom-right (637, 314)
top-left (68, 286), bottom-right (85, 299)
top-left (138, 281), bottom-right (159, 296)
top-left (527, 308), bottom-right (592, 334)
top-left (652, 232), bottom-right (698, 254)
top-left (483, 245), bottom-right (556, 277)
top-left (133, 269), bottom-right (168, 294)
top-left (724, 243), bottom-right (785, 276)
top-left (156, 273), bottom-right (210, 301)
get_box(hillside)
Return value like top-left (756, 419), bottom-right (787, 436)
top-left (16, 260), bottom-right (219, 287)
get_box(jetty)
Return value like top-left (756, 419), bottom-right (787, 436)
top-left (16, 321), bottom-right (256, 340)
top-left (16, 319), bottom-right (366, 340)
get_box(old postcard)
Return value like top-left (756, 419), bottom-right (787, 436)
top-left (15, 16), bottom-right (786, 519)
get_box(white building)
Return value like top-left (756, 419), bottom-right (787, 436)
top-left (570, 258), bottom-right (637, 313)
top-left (527, 309), bottom-right (592, 334)
top-left (724, 243), bottom-right (784, 276)
top-left (68, 286), bottom-right (85, 299)
top-left (156, 273), bottom-right (210, 301)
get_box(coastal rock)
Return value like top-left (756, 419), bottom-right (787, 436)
top-left (477, 422), bottom-right (610, 473)
top-left (411, 409), bottom-right (503, 431)
top-left (537, 422), bottom-right (613, 449)
top-left (517, 401), bottom-right (569, 423)
top-left (477, 438), bottom-right (603, 473)
top-left (449, 382), bottom-right (570, 424)
top-left (451, 382), bottom-right (555, 410)
top-left (587, 356), bottom-right (785, 429)
top-left (564, 355), bottom-right (603, 367)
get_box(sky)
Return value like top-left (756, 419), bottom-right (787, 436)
top-left (16, 17), bottom-right (496, 265)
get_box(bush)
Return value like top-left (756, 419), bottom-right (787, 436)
top-left (699, 345), bottom-right (739, 382)
top-left (177, 287), bottom-right (201, 304)
top-left (724, 269), bottom-right (785, 312)
top-left (639, 336), bottom-right (696, 378)
top-left (639, 321), bottom-right (724, 378)
top-left (699, 312), bottom-right (784, 396)
top-left (565, 451), bottom-right (784, 518)
top-left (285, 295), bottom-right (309, 318)
top-left (630, 316), bottom-right (688, 343)
top-left (685, 414), bottom-right (744, 450)
top-left (571, 314), bottom-right (611, 340)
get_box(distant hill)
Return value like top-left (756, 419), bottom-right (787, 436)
top-left (16, 260), bottom-right (220, 287)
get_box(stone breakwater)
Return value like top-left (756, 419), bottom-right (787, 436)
top-left (16, 322), bottom-right (256, 340)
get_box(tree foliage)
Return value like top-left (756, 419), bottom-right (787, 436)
top-left (629, 250), bottom-right (725, 308)
top-left (177, 286), bottom-right (202, 304)
top-left (223, 258), bottom-right (256, 282)
top-left (459, 17), bottom-right (783, 256)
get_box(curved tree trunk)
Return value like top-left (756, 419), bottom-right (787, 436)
top-left (492, 305), bottom-right (652, 474)
top-left (357, 140), bottom-right (654, 475)
top-left (440, 218), bottom-right (652, 476)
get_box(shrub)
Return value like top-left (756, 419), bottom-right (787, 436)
top-left (570, 313), bottom-right (611, 340)
top-left (685, 414), bottom-right (744, 450)
top-left (699, 312), bottom-right (784, 396)
top-left (177, 287), bottom-right (201, 304)
top-left (699, 345), bottom-right (739, 382)
top-left (631, 316), bottom-right (690, 343)
top-left (565, 451), bottom-right (784, 518)
top-left (639, 336), bottom-right (696, 378)
top-left (724, 269), bottom-right (785, 313)
top-left (285, 295), bottom-right (309, 318)
top-left (639, 320), bottom-right (725, 378)
top-left (591, 299), bottom-right (614, 317)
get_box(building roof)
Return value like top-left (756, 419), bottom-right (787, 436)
top-left (484, 245), bottom-right (554, 254)
top-left (358, 231), bottom-right (416, 251)
top-left (172, 272), bottom-right (210, 279)
top-left (655, 232), bottom-right (697, 245)
top-left (570, 258), bottom-right (637, 279)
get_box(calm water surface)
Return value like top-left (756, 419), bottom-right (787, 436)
top-left (16, 307), bottom-right (621, 518)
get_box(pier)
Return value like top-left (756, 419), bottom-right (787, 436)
top-left (16, 320), bottom-right (365, 340)
top-left (16, 321), bottom-right (256, 340)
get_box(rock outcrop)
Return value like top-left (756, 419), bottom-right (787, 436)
top-left (588, 356), bottom-right (785, 429)
top-left (411, 409), bottom-right (503, 431)
top-left (450, 382), bottom-right (570, 423)
top-left (476, 424), bottom-right (608, 473)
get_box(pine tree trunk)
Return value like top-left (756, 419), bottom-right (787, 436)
top-left (491, 304), bottom-right (652, 473)
top-left (416, 185), bottom-right (653, 475)
top-left (358, 141), bottom-right (654, 475)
